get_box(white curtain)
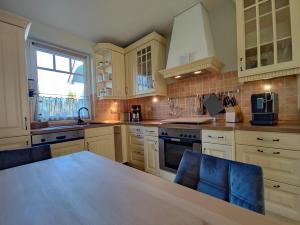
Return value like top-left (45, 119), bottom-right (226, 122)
top-left (36, 96), bottom-right (89, 121)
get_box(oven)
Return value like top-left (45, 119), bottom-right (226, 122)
top-left (159, 127), bottom-right (201, 174)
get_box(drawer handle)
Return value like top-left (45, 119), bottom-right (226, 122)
top-left (257, 137), bottom-right (264, 141)
top-left (273, 185), bottom-right (280, 188)
top-left (208, 135), bottom-right (224, 139)
top-left (273, 151), bottom-right (280, 155)
top-left (272, 139), bottom-right (280, 142)
top-left (257, 149), bottom-right (264, 153)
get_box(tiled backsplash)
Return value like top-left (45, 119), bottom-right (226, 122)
top-left (95, 71), bottom-right (299, 122)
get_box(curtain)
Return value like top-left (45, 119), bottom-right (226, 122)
top-left (36, 96), bottom-right (89, 121)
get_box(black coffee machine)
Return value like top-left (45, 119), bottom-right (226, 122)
top-left (131, 105), bottom-right (141, 122)
top-left (251, 92), bottom-right (278, 125)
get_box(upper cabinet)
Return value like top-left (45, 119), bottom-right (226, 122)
top-left (0, 10), bottom-right (31, 138)
top-left (237, 0), bottom-right (300, 82)
top-left (125, 32), bottom-right (167, 98)
top-left (94, 43), bottom-right (126, 99)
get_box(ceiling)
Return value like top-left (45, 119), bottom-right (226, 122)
top-left (0, 0), bottom-right (226, 47)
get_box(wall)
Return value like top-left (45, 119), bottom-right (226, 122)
top-left (28, 20), bottom-right (95, 54)
top-left (208, 0), bottom-right (237, 72)
top-left (95, 72), bottom-right (300, 122)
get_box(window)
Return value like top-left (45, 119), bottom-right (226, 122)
top-left (29, 40), bottom-right (90, 121)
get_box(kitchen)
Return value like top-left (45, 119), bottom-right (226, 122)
top-left (0, 0), bottom-right (299, 225)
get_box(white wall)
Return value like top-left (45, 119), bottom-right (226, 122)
top-left (28, 20), bottom-right (95, 54)
top-left (208, 0), bottom-right (237, 72)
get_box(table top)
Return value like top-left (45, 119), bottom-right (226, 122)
top-left (0, 151), bottom-right (281, 225)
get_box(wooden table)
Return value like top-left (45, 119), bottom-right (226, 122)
top-left (0, 151), bottom-right (281, 225)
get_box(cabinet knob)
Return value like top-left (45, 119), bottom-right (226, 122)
top-left (273, 185), bottom-right (280, 188)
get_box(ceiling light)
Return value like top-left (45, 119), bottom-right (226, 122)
top-left (175, 75), bottom-right (181, 79)
top-left (194, 70), bottom-right (202, 75)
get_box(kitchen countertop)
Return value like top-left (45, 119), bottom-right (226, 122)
top-left (31, 120), bottom-right (300, 135)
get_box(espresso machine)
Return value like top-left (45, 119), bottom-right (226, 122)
top-left (131, 105), bottom-right (142, 122)
top-left (251, 92), bottom-right (278, 125)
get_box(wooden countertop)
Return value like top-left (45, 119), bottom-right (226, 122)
top-left (31, 120), bottom-right (300, 135)
top-left (0, 151), bottom-right (281, 225)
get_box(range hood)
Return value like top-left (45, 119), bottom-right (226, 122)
top-left (160, 3), bottom-right (224, 80)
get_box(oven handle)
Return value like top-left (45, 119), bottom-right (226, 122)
top-left (159, 136), bottom-right (201, 143)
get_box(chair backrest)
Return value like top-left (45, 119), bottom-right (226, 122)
top-left (174, 151), bottom-right (265, 214)
top-left (0, 145), bottom-right (51, 170)
top-left (174, 150), bottom-right (202, 189)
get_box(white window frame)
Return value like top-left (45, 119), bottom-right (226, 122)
top-left (28, 39), bottom-right (92, 122)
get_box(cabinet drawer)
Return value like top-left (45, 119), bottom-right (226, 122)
top-left (236, 131), bottom-right (300, 151)
top-left (202, 130), bottom-right (234, 145)
top-left (51, 140), bottom-right (84, 157)
top-left (85, 126), bottom-right (114, 138)
top-left (127, 125), bottom-right (144, 134)
top-left (0, 136), bottom-right (31, 151)
top-left (236, 144), bottom-right (300, 186)
top-left (129, 150), bottom-right (144, 168)
top-left (265, 179), bottom-right (300, 222)
top-left (202, 143), bottom-right (235, 160)
top-left (144, 127), bottom-right (158, 137)
top-left (128, 133), bottom-right (144, 149)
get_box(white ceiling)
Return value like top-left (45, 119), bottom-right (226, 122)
top-left (0, 0), bottom-right (226, 47)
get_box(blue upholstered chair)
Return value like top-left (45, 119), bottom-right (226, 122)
top-left (0, 145), bottom-right (52, 170)
top-left (174, 151), bottom-right (265, 214)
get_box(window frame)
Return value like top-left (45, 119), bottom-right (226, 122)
top-left (28, 39), bottom-right (92, 122)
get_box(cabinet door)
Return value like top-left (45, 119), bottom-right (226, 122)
top-left (0, 21), bottom-right (29, 138)
top-left (86, 135), bottom-right (115, 160)
top-left (0, 136), bottom-right (30, 151)
top-left (236, 144), bottom-right (300, 187)
top-left (125, 50), bottom-right (136, 97)
top-left (144, 136), bottom-right (159, 175)
top-left (112, 51), bottom-right (126, 98)
top-left (202, 143), bottom-right (234, 160)
top-left (51, 140), bottom-right (85, 157)
top-left (265, 179), bottom-right (300, 222)
top-left (237, 0), bottom-right (300, 78)
top-left (135, 43), bottom-right (154, 94)
top-left (127, 132), bottom-right (144, 150)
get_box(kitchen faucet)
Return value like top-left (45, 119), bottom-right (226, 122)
top-left (77, 107), bottom-right (90, 125)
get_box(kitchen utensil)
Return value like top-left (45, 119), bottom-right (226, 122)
top-left (203, 94), bottom-right (225, 117)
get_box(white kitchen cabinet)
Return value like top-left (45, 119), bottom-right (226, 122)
top-left (85, 126), bottom-right (115, 161)
top-left (126, 125), bottom-right (144, 169)
top-left (51, 139), bottom-right (84, 157)
top-left (236, 0), bottom-right (300, 82)
top-left (202, 130), bottom-right (235, 160)
top-left (236, 130), bottom-right (300, 222)
top-left (265, 179), bottom-right (300, 222)
top-left (0, 10), bottom-right (31, 138)
top-left (94, 43), bottom-right (126, 99)
top-left (202, 143), bottom-right (234, 160)
top-left (144, 127), bottom-right (159, 176)
top-left (0, 136), bottom-right (31, 151)
top-left (125, 32), bottom-right (167, 98)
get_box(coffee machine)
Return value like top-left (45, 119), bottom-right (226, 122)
top-left (251, 92), bottom-right (278, 125)
top-left (131, 105), bottom-right (141, 122)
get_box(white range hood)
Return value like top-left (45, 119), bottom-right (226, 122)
top-left (160, 3), bottom-right (224, 79)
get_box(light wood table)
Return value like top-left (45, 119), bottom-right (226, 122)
top-left (0, 151), bottom-right (282, 225)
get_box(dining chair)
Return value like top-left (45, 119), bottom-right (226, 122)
top-left (0, 145), bottom-right (52, 170)
top-left (174, 151), bottom-right (265, 214)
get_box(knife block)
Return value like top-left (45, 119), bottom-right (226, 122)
top-left (225, 106), bottom-right (242, 123)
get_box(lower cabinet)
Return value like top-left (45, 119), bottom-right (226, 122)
top-left (85, 126), bottom-right (115, 161)
top-left (127, 126), bottom-right (144, 169)
top-left (144, 135), bottom-right (159, 176)
top-left (264, 179), bottom-right (300, 222)
top-left (0, 136), bottom-right (31, 151)
top-left (202, 143), bottom-right (233, 160)
top-left (51, 139), bottom-right (84, 157)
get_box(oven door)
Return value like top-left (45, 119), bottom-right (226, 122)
top-left (159, 136), bottom-right (201, 174)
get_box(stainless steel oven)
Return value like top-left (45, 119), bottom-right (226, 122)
top-left (159, 127), bottom-right (201, 174)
